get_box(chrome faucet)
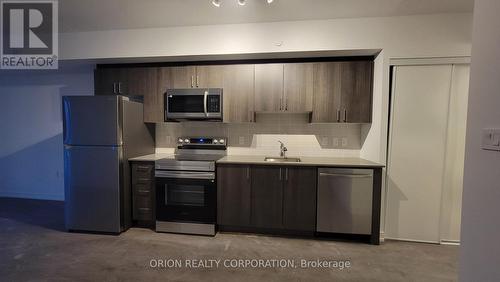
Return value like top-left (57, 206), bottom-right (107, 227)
top-left (278, 140), bottom-right (288, 158)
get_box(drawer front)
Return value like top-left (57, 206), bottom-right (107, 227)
top-left (133, 194), bottom-right (153, 221)
top-left (132, 163), bottom-right (154, 180)
top-left (134, 182), bottom-right (152, 195)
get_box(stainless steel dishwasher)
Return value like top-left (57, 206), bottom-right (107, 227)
top-left (317, 168), bottom-right (373, 235)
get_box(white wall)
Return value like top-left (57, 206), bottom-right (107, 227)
top-left (0, 63), bottom-right (94, 200)
top-left (460, 0), bottom-right (500, 280)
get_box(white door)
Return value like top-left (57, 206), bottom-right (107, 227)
top-left (440, 64), bottom-right (470, 243)
top-left (386, 65), bottom-right (453, 243)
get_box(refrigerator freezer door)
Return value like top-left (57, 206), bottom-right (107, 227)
top-left (64, 145), bottom-right (122, 233)
top-left (63, 96), bottom-right (122, 146)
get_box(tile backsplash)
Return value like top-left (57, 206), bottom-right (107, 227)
top-left (156, 113), bottom-right (363, 151)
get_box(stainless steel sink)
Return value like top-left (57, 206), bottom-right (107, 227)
top-left (264, 157), bottom-right (301, 163)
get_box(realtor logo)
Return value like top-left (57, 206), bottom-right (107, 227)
top-left (1, 0), bottom-right (58, 69)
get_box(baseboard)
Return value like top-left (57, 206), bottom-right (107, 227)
top-left (0, 191), bottom-right (64, 201)
top-left (440, 239), bottom-right (461, 246)
top-left (384, 236), bottom-right (440, 244)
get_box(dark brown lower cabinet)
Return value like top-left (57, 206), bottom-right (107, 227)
top-left (217, 164), bottom-right (317, 233)
top-left (131, 162), bottom-right (155, 225)
top-left (283, 167), bottom-right (317, 231)
top-left (217, 165), bottom-right (251, 227)
top-left (250, 166), bottom-right (284, 229)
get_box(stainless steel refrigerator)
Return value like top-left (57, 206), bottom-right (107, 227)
top-left (63, 95), bottom-right (155, 233)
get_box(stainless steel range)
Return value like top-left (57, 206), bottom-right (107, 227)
top-left (155, 136), bottom-right (227, 236)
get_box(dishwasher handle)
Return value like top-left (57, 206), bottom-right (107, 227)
top-left (319, 172), bottom-right (372, 178)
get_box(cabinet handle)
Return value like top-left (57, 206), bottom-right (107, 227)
top-left (138, 208), bottom-right (151, 212)
top-left (279, 97), bottom-right (283, 111)
top-left (191, 76), bottom-right (194, 88)
top-left (246, 167), bottom-right (250, 180)
top-left (285, 168), bottom-right (288, 181)
top-left (196, 75), bottom-right (199, 87)
top-left (336, 109), bottom-right (340, 122)
top-left (118, 82), bottom-right (122, 94)
top-left (113, 83), bottom-right (117, 94)
top-left (279, 168), bottom-right (282, 180)
top-left (285, 97), bottom-right (288, 111)
top-left (137, 189), bottom-right (150, 194)
top-left (343, 109), bottom-right (347, 122)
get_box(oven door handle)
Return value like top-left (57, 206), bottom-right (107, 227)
top-left (155, 170), bottom-right (215, 180)
top-left (203, 90), bottom-right (208, 117)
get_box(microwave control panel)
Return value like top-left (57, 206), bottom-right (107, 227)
top-left (207, 95), bottom-right (221, 113)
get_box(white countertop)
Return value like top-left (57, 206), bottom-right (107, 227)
top-left (217, 155), bottom-right (384, 168)
top-left (129, 153), bottom-right (384, 168)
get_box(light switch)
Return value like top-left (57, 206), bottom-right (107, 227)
top-left (481, 128), bottom-right (500, 151)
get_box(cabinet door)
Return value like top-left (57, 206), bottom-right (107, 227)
top-left (340, 61), bottom-right (373, 123)
top-left (221, 65), bottom-right (255, 123)
top-left (251, 166), bottom-right (283, 229)
top-left (126, 68), bottom-right (160, 123)
top-left (311, 62), bottom-right (342, 122)
top-left (170, 66), bottom-right (197, 88)
top-left (254, 64), bottom-right (284, 112)
top-left (94, 68), bottom-right (127, 95)
top-left (217, 165), bottom-right (251, 227)
top-left (195, 65), bottom-right (224, 88)
top-left (283, 167), bottom-right (317, 231)
top-left (284, 63), bottom-right (314, 112)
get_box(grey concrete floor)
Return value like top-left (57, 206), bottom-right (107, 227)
top-left (0, 198), bottom-right (458, 282)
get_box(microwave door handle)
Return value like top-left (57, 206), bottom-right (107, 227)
top-left (204, 91), bottom-right (208, 117)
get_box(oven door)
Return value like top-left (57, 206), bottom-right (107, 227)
top-left (155, 171), bottom-right (216, 223)
top-left (165, 89), bottom-right (222, 121)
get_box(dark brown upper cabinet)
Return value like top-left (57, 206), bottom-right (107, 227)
top-left (95, 67), bottom-right (160, 123)
top-left (255, 63), bottom-right (314, 113)
top-left (127, 68), bottom-right (160, 123)
top-left (217, 164), bottom-right (252, 227)
top-left (95, 58), bottom-right (373, 124)
top-left (95, 68), bottom-right (129, 95)
top-left (283, 63), bottom-right (314, 112)
top-left (254, 64), bottom-right (284, 112)
top-left (312, 61), bottom-right (373, 123)
top-left (340, 61), bottom-right (373, 123)
top-left (220, 65), bottom-right (255, 123)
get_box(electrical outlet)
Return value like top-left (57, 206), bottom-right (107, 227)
top-left (341, 137), bottom-right (348, 147)
top-left (320, 136), bottom-right (329, 146)
top-left (333, 137), bottom-right (340, 147)
top-left (239, 136), bottom-right (245, 145)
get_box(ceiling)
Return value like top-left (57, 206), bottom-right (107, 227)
top-left (59, 0), bottom-right (474, 33)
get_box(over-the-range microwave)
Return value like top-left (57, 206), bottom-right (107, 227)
top-left (164, 88), bottom-right (223, 121)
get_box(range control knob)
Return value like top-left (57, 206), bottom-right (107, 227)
top-left (178, 138), bottom-right (183, 143)
top-left (219, 139), bottom-right (225, 144)
top-left (184, 139), bottom-right (190, 143)
top-left (213, 140), bottom-right (219, 144)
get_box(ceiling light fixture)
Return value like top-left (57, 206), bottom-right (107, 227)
top-left (238, 0), bottom-right (246, 6)
top-left (212, 0), bottom-right (221, 7)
